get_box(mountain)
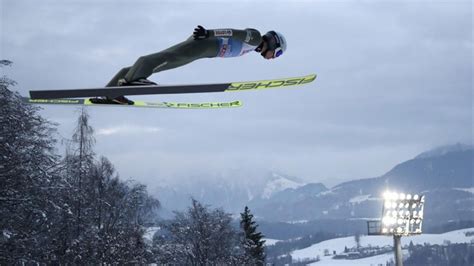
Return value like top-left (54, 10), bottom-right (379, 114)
top-left (249, 144), bottom-right (473, 231)
top-left (153, 171), bottom-right (308, 217)
top-left (261, 172), bottom-right (306, 199)
top-left (381, 144), bottom-right (473, 191)
top-left (153, 144), bottom-right (473, 234)
top-left (249, 183), bottom-right (329, 220)
top-left (415, 143), bottom-right (472, 159)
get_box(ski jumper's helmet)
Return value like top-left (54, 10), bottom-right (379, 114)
top-left (263, 31), bottom-right (287, 58)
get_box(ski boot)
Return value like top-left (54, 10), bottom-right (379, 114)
top-left (109, 95), bottom-right (134, 105)
top-left (117, 78), bottom-right (157, 86)
top-left (90, 78), bottom-right (157, 105)
top-left (88, 96), bottom-right (134, 105)
top-left (89, 95), bottom-right (135, 105)
top-left (102, 78), bottom-right (157, 104)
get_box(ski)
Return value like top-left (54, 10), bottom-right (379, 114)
top-left (21, 97), bottom-right (242, 109)
top-left (29, 74), bottom-right (317, 99)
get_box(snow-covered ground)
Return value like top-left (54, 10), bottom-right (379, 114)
top-left (453, 187), bottom-right (474, 194)
top-left (143, 226), bottom-right (161, 242)
top-left (306, 252), bottom-right (406, 266)
top-left (263, 238), bottom-right (282, 246)
top-left (291, 228), bottom-right (474, 265)
top-left (349, 194), bottom-right (377, 204)
top-left (286, 220), bottom-right (310, 224)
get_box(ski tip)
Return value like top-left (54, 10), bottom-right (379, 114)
top-left (226, 74), bottom-right (317, 91)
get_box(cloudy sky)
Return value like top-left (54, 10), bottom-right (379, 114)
top-left (2, 0), bottom-right (472, 187)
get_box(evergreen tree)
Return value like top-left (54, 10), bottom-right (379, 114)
top-left (0, 60), bottom-right (63, 263)
top-left (408, 240), bottom-right (415, 255)
top-left (240, 206), bottom-right (266, 265)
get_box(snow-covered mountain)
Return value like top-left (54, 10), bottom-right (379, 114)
top-left (289, 227), bottom-right (474, 265)
top-left (261, 172), bottom-right (306, 199)
top-left (154, 144), bottom-right (473, 233)
top-left (153, 171), bottom-right (307, 217)
top-left (248, 144), bottom-right (473, 227)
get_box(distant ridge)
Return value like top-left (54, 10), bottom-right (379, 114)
top-left (415, 143), bottom-right (473, 159)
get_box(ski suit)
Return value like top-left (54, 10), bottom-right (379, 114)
top-left (106, 28), bottom-right (263, 86)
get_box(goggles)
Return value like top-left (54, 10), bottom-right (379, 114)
top-left (273, 47), bottom-right (284, 58)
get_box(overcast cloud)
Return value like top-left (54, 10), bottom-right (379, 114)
top-left (2, 0), bottom-right (472, 187)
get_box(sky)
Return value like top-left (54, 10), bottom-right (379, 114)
top-left (2, 0), bottom-right (472, 188)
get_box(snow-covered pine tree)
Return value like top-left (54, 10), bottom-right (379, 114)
top-left (240, 206), bottom-right (266, 265)
top-left (70, 108), bottom-right (95, 237)
top-left (0, 60), bottom-right (63, 263)
top-left (55, 108), bottom-right (98, 263)
top-left (0, 62), bottom-right (159, 264)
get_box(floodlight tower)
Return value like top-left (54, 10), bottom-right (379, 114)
top-left (368, 191), bottom-right (425, 266)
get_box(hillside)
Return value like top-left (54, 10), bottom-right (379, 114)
top-left (290, 228), bottom-right (474, 265)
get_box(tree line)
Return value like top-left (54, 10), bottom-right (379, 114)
top-left (404, 241), bottom-right (474, 266)
top-left (0, 61), bottom-right (265, 264)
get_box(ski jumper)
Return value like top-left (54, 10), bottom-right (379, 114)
top-left (106, 28), bottom-right (262, 86)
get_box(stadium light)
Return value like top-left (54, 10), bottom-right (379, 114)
top-left (368, 190), bottom-right (426, 266)
top-left (381, 190), bottom-right (425, 236)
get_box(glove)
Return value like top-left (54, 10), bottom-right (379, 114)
top-left (193, 25), bottom-right (209, 40)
